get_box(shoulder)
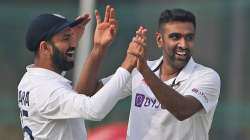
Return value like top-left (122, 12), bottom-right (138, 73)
top-left (19, 71), bottom-right (71, 99)
top-left (147, 56), bottom-right (163, 69)
top-left (193, 63), bottom-right (221, 84)
top-left (131, 57), bottom-right (163, 76)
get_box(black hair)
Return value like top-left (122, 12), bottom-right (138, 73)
top-left (158, 9), bottom-right (196, 30)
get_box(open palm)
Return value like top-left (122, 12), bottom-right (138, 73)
top-left (94, 5), bottom-right (118, 48)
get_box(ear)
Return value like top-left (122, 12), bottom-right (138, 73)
top-left (38, 41), bottom-right (52, 56)
top-left (155, 32), bottom-right (163, 48)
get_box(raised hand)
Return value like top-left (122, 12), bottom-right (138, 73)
top-left (71, 14), bottom-right (91, 45)
top-left (94, 5), bottom-right (118, 49)
top-left (121, 26), bottom-right (148, 72)
top-left (134, 27), bottom-right (148, 72)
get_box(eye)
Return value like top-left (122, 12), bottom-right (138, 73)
top-left (168, 33), bottom-right (182, 41)
top-left (63, 37), bottom-right (70, 41)
top-left (184, 34), bottom-right (194, 41)
top-left (62, 35), bottom-right (70, 41)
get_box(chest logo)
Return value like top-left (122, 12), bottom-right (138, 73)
top-left (135, 93), bottom-right (145, 107)
top-left (135, 93), bottom-right (162, 109)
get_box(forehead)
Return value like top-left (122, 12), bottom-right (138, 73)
top-left (161, 21), bottom-right (195, 34)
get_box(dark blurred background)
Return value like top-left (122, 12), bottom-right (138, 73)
top-left (0, 0), bottom-right (250, 139)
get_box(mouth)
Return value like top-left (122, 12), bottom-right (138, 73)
top-left (65, 48), bottom-right (75, 59)
top-left (175, 49), bottom-right (190, 60)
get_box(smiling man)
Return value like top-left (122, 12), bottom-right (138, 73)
top-left (126, 9), bottom-right (221, 140)
top-left (81, 8), bottom-right (221, 140)
top-left (17, 6), bottom-right (139, 140)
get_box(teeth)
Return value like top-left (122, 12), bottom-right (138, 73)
top-left (67, 51), bottom-right (74, 55)
top-left (176, 51), bottom-right (186, 56)
top-left (66, 51), bottom-right (75, 58)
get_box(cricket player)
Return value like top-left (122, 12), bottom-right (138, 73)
top-left (18, 6), bottom-right (138, 140)
top-left (79, 9), bottom-right (221, 140)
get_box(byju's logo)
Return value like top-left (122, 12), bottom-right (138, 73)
top-left (135, 93), bottom-right (145, 107)
top-left (134, 93), bottom-right (162, 109)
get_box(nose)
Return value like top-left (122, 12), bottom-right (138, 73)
top-left (178, 38), bottom-right (188, 49)
top-left (70, 29), bottom-right (79, 48)
top-left (70, 36), bottom-right (78, 48)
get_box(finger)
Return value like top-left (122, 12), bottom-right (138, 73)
top-left (141, 28), bottom-right (148, 36)
top-left (109, 19), bottom-right (118, 28)
top-left (137, 41), bottom-right (146, 48)
top-left (141, 42), bottom-right (147, 48)
top-left (136, 26), bottom-right (142, 33)
top-left (133, 40), bottom-right (146, 48)
top-left (138, 33), bottom-right (147, 42)
top-left (95, 10), bottom-right (101, 24)
top-left (136, 26), bottom-right (145, 38)
top-left (109, 7), bottom-right (116, 20)
top-left (139, 49), bottom-right (145, 58)
top-left (104, 5), bottom-right (111, 22)
top-left (134, 36), bottom-right (147, 48)
top-left (139, 26), bottom-right (144, 33)
top-left (138, 26), bottom-right (143, 33)
top-left (132, 36), bottom-right (141, 44)
top-left (136, 30), bottom-right (141, 37)
top-left (137, 36), bottom-right (143, 43)
top-left (109, 18), bottom-right (117, 23)
top-left (137, 27), bottom-right (148, 42)
top-left (132, 37), bottom-right (137, 43)
top-left (140, 38), bottom-right (146, 45)
top-left (109, 24), bottom-right (117, 35)
top-left (141, 36), bottom-right (147, 41)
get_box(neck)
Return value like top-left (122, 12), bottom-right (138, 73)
top-left (160, 58), bottom-right (180, 81)
top-left (34, 57), bottom-right (62, 74)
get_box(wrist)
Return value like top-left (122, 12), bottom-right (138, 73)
top-left (94, 43), bottom-right (107, 49)
top-left (91, 46), bottom-right (107, 58)
top-left (138, 59), bottom-right (149, 73)
top-left (121, 63), bottom-right (134, 73)
top-left (121, 55), bottom-right (137, 72)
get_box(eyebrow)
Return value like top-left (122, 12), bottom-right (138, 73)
top-left (63, 33), bottom-right (71, 38)
top-left (168, 32), bottom-right (194, 36)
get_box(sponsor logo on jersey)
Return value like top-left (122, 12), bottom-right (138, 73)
top-left (192, 88), bottom-right (208, 103)
top-left (135, 93), bottom-right (162, 109)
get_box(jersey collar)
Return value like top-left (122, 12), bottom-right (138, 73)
top-left (26, 64), bottom-right (71, 84)
top-left (175, 57), bottom-right (197, 84)
top-left (150, 56), bottom-right (197, 83)
top-left (151, 56), bottom-right (164, 72)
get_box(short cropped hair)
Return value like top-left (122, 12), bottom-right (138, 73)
top-left (158, 9), bottom-right (196, 30)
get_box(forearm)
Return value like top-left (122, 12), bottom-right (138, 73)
top-left (74, 46), bottom-right (106, 96)
top-left (85, 67), bottom-right (130, 120)
top-left (140, 63), bottom-right (195, 120)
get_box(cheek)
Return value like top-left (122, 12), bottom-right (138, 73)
top-left (57, 43), bottom-right (69, 52)
top-left (162, 45), bottom-right (175, 56)
top-left (188, 42), bottom-right (194, 49)
top-left (163, 41), bottom-right (177, 52)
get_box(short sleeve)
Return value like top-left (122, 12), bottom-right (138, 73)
top-left (184, 70), bottom-right (221, 113)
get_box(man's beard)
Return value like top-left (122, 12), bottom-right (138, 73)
top-left (51, 44), bottom-right (74, 71)
top-left (167, 47), bottom-right (191, 70)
